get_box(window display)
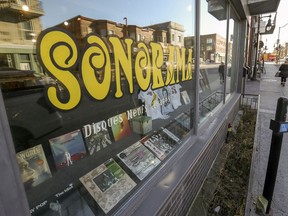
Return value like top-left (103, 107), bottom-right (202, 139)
top-left (0, 0), bottom-right (196, 215)
top-left (79, 159), bottom-right (136, 214)
top-left (16, 144), bottom-right (52, 190)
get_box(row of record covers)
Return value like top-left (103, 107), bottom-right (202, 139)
top-left (16, 84), bottom-right (192, 214)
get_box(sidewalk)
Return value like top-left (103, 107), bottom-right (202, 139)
top-left (245, 62), bottom-right (288, 216)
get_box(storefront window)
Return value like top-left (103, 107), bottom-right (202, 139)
top-left (225, 5), bottom-right (239, 96)
top-left (0, 0), bottom-right (195, 215)
top-left (199, 0), bottom-right (227, 122)
top-left (226, 18), bottom-right (235, 96)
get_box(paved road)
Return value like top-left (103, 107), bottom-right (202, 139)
top-left (245, 62), bottom-right (288, 216)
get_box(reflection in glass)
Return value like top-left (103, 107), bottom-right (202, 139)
top-left (199, 0), bottom-right (227, 122)
top-left (0, 0), bottom-right (196, 215)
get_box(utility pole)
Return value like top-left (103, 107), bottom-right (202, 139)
top-left (277, 22), bottom-right (288, 64)
top-left (252, 16), bottom-right (260, 81)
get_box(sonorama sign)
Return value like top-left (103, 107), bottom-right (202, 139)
top-left (37, 28), bottom-right (193, 111)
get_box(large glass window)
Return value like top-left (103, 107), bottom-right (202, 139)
top-left (21, 21), bottom-right (34, 40)
top-left (199, 0), bottom-right (227, 122)
top-left (0, 0), bottom-right (195, 215)
top-left (226, 6), bottom-right (237, 96)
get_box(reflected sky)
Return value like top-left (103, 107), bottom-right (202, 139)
top-left (41, 0), bottom-right (195, 35)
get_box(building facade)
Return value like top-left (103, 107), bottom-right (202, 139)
top-left (0, 0), bottom-right (280, 216)
top-left (0, 0), bottom-right (44, 74)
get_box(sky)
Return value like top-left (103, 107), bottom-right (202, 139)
top-left (40, 0), bottom-right (287, 49)
top-left (41, 0), bottom-right (196, 35)
top-left (262, 0), bottom-right (288, 52)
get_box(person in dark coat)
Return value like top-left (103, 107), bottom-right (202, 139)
top-left (279, 63), bottom-right (288, 86)
top-left (218, 62), bottom-right (224, 84)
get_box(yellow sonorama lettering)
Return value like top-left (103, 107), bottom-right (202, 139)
top-left (176, 47), bottom-right (186, 83)
top-left (166, 45), bottom-right (176, 85)
top-left (82, 34), bottom-right (111, 100)
top-left (37, 28), bottom-right (193, 111)
top-left (38, 29), bottom-right (81, 110)
top-left (184, 48), bottom-right (193, 80)
top-left (150, 42), bottom-right (165, 89)
top-left (109, 37), bottom-right (133, 98)
top-left (135, 42), bottom-right (151, 91)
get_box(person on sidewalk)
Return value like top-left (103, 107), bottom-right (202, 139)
top-left (279, 63), bottom-right (288, 86)
top-left (218, 62), bottom-right (224, 84)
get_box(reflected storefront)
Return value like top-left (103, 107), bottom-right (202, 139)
top-left (0, 0), bottom-right (251, 215)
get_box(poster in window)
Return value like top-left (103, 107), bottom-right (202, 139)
top-left (110, 112), bottom-right (132, 142)
top-left (82, 120), bottom-right (112, 155)
top-left (117, 141), bottom-right (161, 180)
top-left (79, 159), bottom-right (136, 214)
top-left (49, 129), bottom-right (88, 170)
top-left (16, 144), bottom-right (52, 190)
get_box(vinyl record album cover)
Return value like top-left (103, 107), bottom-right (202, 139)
top-left (82, 120), bottom-right (112, 155)
top-left (16, 144), bottom-right (52, 190)
top-left (117, 141), bottom-right (161, 180)
top-left (49, 129), bottom-right (88, 170)
top-left (110, 112), bottom-right (132, 142)
top-left (79, 159), bottom-right (136, 214)
top-left (140, 129), bottom-right (178, 160)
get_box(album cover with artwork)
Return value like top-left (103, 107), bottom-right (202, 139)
top-left (110, 112), bottom-right (132, 142)
top-left (117, 141), bottom-right (161, 180)
top-left (79, 159), bottom-right (136, 214)
top-left (82, 120), bottom-right (112, 155)
top-left (49, 129), bottom-right (88, 170)
top-left (16, 144), bottom-right (52, 190)
top-left (140, 129), bottom-right (178, 160)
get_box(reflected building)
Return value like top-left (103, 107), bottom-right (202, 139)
top-left (184, 33), bottom-right (231, 63)
top-left (0, 0), bottom-right (44, 74)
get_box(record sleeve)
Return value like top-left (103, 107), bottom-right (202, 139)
top-left (16, 144), bottom-right (52, 190)
top-left (117, 141), bottom-right (161, 180)
top-left (79, 159), bottom-right (136, 214)
top-left (110, 112), bottom-right (132, 142)
top-left (140, 129), bottom-right (178, 160)
top-left (49, 129), bottom-right (88, 170)
top-left (82, 120), bottom-right (112, 155)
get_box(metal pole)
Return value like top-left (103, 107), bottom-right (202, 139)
top-left (263, 97), bottom-right (288, 213)
top-left (252, 16), bottom-right (260, 80)
top-left (193, 0), bottom-right (200, 135)
top-left (277, 23), bottom-right (288, 63)
top-left (277, 27), bottom-right (280, 64)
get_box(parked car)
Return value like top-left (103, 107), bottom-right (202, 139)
top-left (0, 67), bottom-right (63, 151)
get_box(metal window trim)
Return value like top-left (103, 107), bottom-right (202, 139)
top-left (0, 90), bottom-right (31, 216)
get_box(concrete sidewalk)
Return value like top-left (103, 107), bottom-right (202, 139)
top-left (245, 62), bottom-right (288, 216)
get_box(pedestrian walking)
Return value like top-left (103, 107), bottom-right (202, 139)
top-left (278, 63), bottom-right (288, 86)
top-left (218, 62), bottom-right (224, 84)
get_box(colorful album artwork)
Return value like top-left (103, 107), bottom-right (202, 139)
top-left (16, 144), bottom-right (52, 190)
top-left (110, 112), bottom-right (132, 142)
top-left (117, 141), bottom-right (161, 180)
top-left (49, 129), bottom-right (88, 170)
top-left (79, 159), bottom-right (136, 214)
